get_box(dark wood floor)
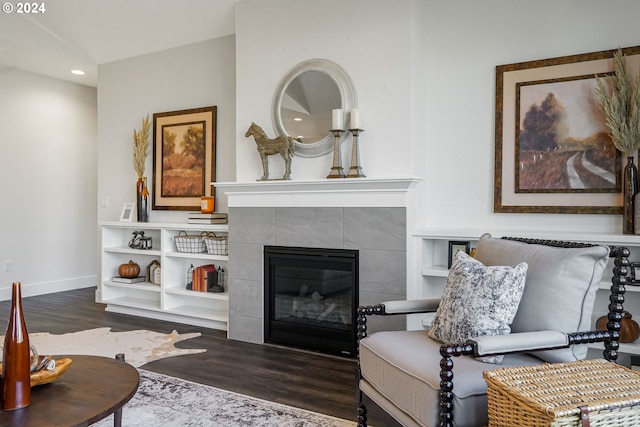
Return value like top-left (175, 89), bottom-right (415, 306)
top-left (0, 287), bottom-right (360, 422)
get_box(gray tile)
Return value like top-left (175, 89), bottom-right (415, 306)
top-left (229, 207), bottom-right (275, 244)
top-left (228, 314), bottom-right (263, 344)
top-left (274, 207), bottom-right (344, 248)
top-left (358, 249), bottom-right (406, 296)
top-left (228, 242), bottom-right (263, 281)
top-left (228, 278), bottom-right (263, 317)
top-left (344, 207), bottom-right (405, 251)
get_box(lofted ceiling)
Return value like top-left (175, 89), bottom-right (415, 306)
top-left (0, 0), bottom-right (239, 87)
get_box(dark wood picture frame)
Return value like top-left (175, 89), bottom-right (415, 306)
top-left (152, 106), bottom-right (217, 211)
top-left (448, 241), bottom-right (470, 269)
top-left (494, 46), bottom-right (640, 214)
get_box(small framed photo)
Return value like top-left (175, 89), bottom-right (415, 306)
top-left (120, 203), bottom-right (135, 222)
top-left (448, 241), bottom-right (470, 268)
top-left (630, 262), bottom-right (640, 285)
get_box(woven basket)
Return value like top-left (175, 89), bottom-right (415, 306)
top-left (202, 232), bottom-right (228, 256)
top-left (173, 231), bottom-right (206, 253)
top-left (484, 359), bottom-right (640, 427)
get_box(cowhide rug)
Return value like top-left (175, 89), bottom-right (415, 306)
top-left (2, 327), bottom-right (205, 367)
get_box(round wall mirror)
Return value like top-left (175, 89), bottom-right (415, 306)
top-left (273, 59), bottom-right (357, 157)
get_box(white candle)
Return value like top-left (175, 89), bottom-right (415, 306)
top-left (350, 109), bottom-right (360, 129)
top-left (332, 109), bottom-right (344, 130)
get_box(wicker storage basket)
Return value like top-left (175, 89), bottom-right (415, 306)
top-left (173, 231), bottom-right (206, 253)
top-left (203, 232), bottom-right (228, 255)
top-left (483, 359), bottom-right (640, 427)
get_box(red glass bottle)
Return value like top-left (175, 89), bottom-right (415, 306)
top-left (1, 282), bottom-right (31, 410)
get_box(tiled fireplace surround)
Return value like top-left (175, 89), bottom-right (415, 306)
top-left (218, 178), bottom-right (420, 345)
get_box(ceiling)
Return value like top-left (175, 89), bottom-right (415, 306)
top-left (0, 0), bottom-right (239, 87)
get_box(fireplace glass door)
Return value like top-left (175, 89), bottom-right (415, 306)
top-left (264, 246), bottom-right (358, 357)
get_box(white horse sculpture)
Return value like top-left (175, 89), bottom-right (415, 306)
top-left (245, 122), bottom-right (297, 180)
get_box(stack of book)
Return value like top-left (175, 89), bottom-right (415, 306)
top-left (112, 276), bottom-right (146, 284)
top-left (188, 212), bottom-right (228, 224)
top-left (191, 264), bottom-right (220, 292)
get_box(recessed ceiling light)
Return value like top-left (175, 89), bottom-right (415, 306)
top-left (294, 117), bottom-right (302, 121)
top-left (71, 69), bottom-right (85, 75)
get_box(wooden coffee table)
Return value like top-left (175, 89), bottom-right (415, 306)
top-left (0, 354), bottom-right (139, 427)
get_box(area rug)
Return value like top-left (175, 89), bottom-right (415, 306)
top-left (3, 327), bottom-right (206, 367)
top-left (93, 369), bottom-right (356, 427)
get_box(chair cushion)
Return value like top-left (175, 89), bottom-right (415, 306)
top-left (474, 233), bottom-right (610, 362)
top-left (359, 330), bottom-right (542, 427)
top-left (428, 251), bottom-right (528, 363)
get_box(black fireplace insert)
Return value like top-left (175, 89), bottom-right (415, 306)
top-left (264, 245), bottom-right (358, 358)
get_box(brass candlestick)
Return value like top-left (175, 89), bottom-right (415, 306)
top-left (346, 129), bottom-right (365, 178)
top-left (327, 129), bottom-right (345, 179)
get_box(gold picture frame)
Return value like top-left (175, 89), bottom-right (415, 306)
top-left (152, 106), bottom-right (217, 210)
top-left (494, 46), bottom-right (640, 214)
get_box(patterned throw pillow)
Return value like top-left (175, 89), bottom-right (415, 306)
top-left (428, 251), bottom-right (528, 363)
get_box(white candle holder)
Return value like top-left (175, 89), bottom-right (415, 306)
top-left (346, 129), bottom-right (365, 178)
top-left (327, 130), bottom-right (346, 179)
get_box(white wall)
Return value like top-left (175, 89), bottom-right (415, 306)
top-left (236, 0), bottom-right (640, 235)
top-left (420, 0), bottom-right (640, 233)
top-left (235, 0), bottom-right (413, 182)
top-left (97, 36), bottom-right (236, 222)
top-left (0, 69), bottom-right (97, 299)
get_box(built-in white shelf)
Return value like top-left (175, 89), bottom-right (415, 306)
top-left (413, 228), bottom-right (640, 356)
top-left (98, 221), bottom-right (229, 332)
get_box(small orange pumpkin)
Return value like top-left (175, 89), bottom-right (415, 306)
top-left (118, 260), bottom-right (140, 279)
top-left (596, 311), bottom-right (640, 343)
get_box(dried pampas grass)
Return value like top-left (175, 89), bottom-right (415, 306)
top-left (133, 115), bottom-right (151, 178)
top-left (595, 48), bottom-right (640, 155)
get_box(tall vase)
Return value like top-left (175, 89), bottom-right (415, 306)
top-left (623, 156), bottom-right (638, 234)
top-left (136, 177), bottom-right (149, 222)
top-left (1, 282), bottom-right (31, 410)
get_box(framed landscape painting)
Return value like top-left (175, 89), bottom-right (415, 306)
top-left (152, 106), bottom-right (217, 210)
top-left (494, 46), bottom-right (640, 214)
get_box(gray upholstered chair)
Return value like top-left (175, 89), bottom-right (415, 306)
top-left (356, 234), bottom-right (629, 427)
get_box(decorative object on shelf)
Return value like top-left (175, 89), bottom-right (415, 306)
top-left (190, 264), bottom-right (220, 292)
top-left (346, 129), bottom-right (365, 178)
top-left (200, 196), bottom-right (215, 213)
top-left (152, 106), bottom-right (217, 211)
top-left (2, 282), bottom-right (32, 410)
top-left (188, 212), bottom-right (228, 224)
top-left (495, 46), bottom-right (640, 214)
top-left (118, 261), bottom-right (141, 279)
top-left (596, 48), bottom-right (640, 232)
top-left (133, 115), bottom-right (151, 222)
top-left (120, 202), bottom-right (135, 222)
top-left (327, 129), bottom-right (346, 178)
top-left (135, 177), bottom-right (149, 223)
top-left (597, 310), bottom-right (640, 343)
top-left (153, 266), bottom-right (162, 285)
top-left (447, 241), bottom-right (470, 269)
top-left (218, 267), bottom-right (225, 291)
top-left (624, 156), bottom-right (639, 234)
top-left (245, 122), bottom-right (297, 181)
top-left (173, 231), bottom-right (206, 253)
top-left (202, 232), bottom-right (228, 256)
top-left (345, 106), bottom-right (365, 178)
top-left (146, 260), bottom-right (160, 283)
top-left (186, 264), bottom-right (195, 290)
top-left (327, 108), bottom-right (347, 179)
top-left (128, 230), bottom-right (152, 250)
top-left (635, 189), bottom-right (640, 234)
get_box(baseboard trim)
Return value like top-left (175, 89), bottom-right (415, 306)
top-left (0, 276), bottom-right (97, 301)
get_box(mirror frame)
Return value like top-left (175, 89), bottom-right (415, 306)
top-left (272, 58), bottom-right (357, 158)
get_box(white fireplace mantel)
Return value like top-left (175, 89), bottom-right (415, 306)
top-left (215, 177), bottom-right (422, 208)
